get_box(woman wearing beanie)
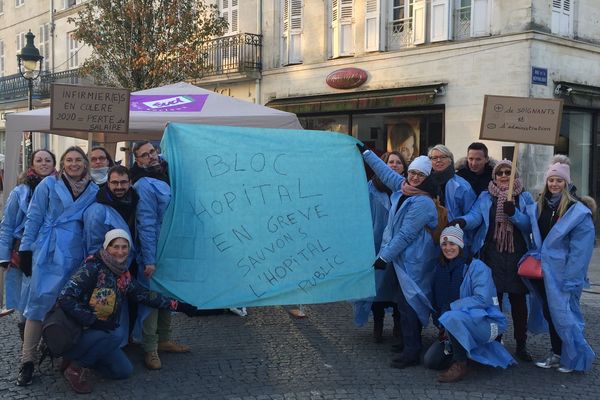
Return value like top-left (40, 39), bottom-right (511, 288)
top-left (424, 225), bottom-right (515, 382)
top-left (360, 147), bottom-right (438, 369)
top-left (0, 150), bottom-right (57, 334)
top-left (353, 151), bottom-right (406, 343)
top-left (523, 159), bottom-right (596, 373)
top-left (449, 159), bottom-right (535, 361)
top-left (58, 229), bottom-right (200, 394)
top-left (16, 146), bottom-right (99, 386)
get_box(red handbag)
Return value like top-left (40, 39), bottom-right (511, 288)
top-left (518, 255), bottom-right (543, 279)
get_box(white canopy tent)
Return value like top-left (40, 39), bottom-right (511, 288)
top-left (4, 81), bottom-right (301, 195)
top-left (1, 82), bottom-right (301, 311)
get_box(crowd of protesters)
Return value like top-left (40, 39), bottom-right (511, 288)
top-left (357, 141), bottom-right (596, 382)
top-left (0, 139), bottom-right (596, 393)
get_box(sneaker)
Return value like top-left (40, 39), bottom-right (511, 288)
top-left (16, 361), bottom-right (34, 386)
top-left (157, 340), bottom-right (191, 353)
top-left (63, 365), bottom-right (92, 394)
top-left (144, 351), bottom-right (162, 370)
top-left (535, 352), bottom-right (560, 369)
top-left (558, 366), bottom-right (574, 373)
top-left (438, 361), bottom-right (469, 383)
top-left (0, 308), bottom-right (15, 317)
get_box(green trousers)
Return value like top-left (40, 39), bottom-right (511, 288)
top-left (142, 309), bottom-right (171, 352)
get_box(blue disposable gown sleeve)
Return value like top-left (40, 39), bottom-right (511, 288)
top-left (0, 187), bottom-right (26, 260)
top-left (450, 261), bottom-right (494, 311)
top-left (135, 183), bottom-right (159, 266)
top-left (460, 194), bottom-right (485, 230)
top-left (362, 150), bottom-right (405, 192)
top-left (509, 192), bottom-right (534, 236)
top-left (83, 205), bottom-right (107, 256)
top-left (562, 213), bottom-right (595, 292)
top-left (19, 179), bottom-right (50, 251)
top-left (379, 197), bottom-right (436, 262)
top-left (452, 178), bottom-right (477, 217)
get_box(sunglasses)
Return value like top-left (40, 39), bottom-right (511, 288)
top-left (495, 170), bottom-right (512, 177)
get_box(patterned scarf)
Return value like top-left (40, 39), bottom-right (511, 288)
top-left (487, 178), bottom-right (523, 253)
top-left (61, 171), bottom-right (92, 198)
top-left (99, 249), bottom-right (128, 276)
top-left (24, 167), bottom-right (57, 201)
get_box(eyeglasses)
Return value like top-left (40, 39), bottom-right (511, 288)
top-left (136, 149), bottom-right (157, 159)
top-left (429, 156), bottom-right (449, 162)
top-left (408, 170), bottom-right (426, 178)
top-left (109, 180), bottom-right (130, 187)
top-left (90, 156), bottom-right (107, 163)
top-left (495, 170), bottom-right (512, 177)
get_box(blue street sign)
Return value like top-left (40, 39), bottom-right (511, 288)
top-left (532, 67), bottom-right (548, 86)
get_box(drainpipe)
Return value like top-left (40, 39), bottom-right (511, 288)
top-left (255, 0), bottom-right (262, 104)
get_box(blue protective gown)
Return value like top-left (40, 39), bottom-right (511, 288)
top-left (132, 177), bottom-right (171, 339)
top-left (439, 259), bottom-right (516, 368)
top-left (363, 150), bottom-right (437, 326)
top-left (19, 176), bottom-right (98, 321)
top-left (523, 201), bottom-right (596, 371)
top-left (83, 202), bottom-right (135, 346)
top-left (444, 175), bottom-right (477, 221)
top-left (461, 191), bottom-right (534, 255)
top-left (352, 179), bottom-right (397, 326)
top-left (0, 184), bottom-right (31, 311)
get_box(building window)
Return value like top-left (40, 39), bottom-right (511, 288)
top-left (330, 0), bottom-right (354, 58)
top-left (282, 0), bottom-right (303, 65)
top-left (0, 41), bottom-right (4, 77)
top-left (39, 23), bottom-right (51, 72)
top-left (16, 32), bottom-right (26, 55)
top-left (556, 109), bottom-right (592, 196)
top-left (220, 0), bottom-right (239, 35)
top-left (551, 0), bottom-right (573, 37)
top-left (15, 0), bottom-right (24, 7)
top-left (365, 0), bottom-right (383, 52)
top-left (387, 0), bottom-right (415, 49)
top-left (67, 32), bottom-right (79, 68)
top-left (64, 0), bottom-right (76, 8)
top-left (0, 0), bottom-right (4, 14)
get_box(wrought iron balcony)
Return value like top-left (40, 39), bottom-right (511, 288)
top-left (198, 33), bottom-right (262, 78)
top-left (0, 68), bottom-right (83, 104)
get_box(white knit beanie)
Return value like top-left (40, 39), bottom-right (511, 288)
top-left (440, 225), bottom-right (464, 249)
top-left (407, 155), bottom-right (432, 176)
top-left (103, 229), bottom-right (132, 249)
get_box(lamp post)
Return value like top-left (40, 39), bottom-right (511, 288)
top-left (17, 30), bottom-right (44, 168)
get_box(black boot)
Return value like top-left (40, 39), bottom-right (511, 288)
top-left (515, 342), bottom-right (533, 362)
top-left (392, 309), bottom-right (402, 339)
top-left (16, 361), bottom-right (34, 386)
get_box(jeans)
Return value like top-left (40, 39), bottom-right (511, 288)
top-left (65, 328), bottom-right (133, 380)
top-left (423, 333), bottom-right (467, 370)
top-left (396, 288), bottom-right (422, 359)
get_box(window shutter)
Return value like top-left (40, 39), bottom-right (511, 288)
top-left (231, 0), bottom-right (239, 33)
top-left (331, 0), bottom-right (340, 57)
top-left (282, 0), bottom-right (302, 64)
top-left (470, 0), bottom-right (490, 37)
top-left (430, 0), bottom-right (450, 42)
top-left (552, 0), bottom-right (572, 36)
top-left (365, 0), bottom-right (381, 52)
top-left (412, 0), bottom-right (426, 45)
top-left (339, 0), bottom-right (354, 55)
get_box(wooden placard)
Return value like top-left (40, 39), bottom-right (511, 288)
top-left (479, 95), bottom-right (563, 145)
top-left (50, 83), bottom-right (130, 134)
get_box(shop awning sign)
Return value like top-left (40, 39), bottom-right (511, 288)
top-left (479, 95), bottom-right (563, 145)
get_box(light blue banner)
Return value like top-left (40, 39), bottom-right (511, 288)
top-left (152, 123), bottom-right (375, 308)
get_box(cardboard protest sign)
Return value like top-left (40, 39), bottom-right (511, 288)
top-left (480, 95), bottom-right (562, 145)
top-left (152, 123), bottom-right (376, 308)
top-left (50, 83), bottom-right (130, 134)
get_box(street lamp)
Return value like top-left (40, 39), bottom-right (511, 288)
top-left (17, 30), bottom-right (44, 166)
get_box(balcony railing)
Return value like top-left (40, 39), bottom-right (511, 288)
top-left (0, 68), bottom-right (83, 104)
top-left (198, 33), bottom-right (262, 77)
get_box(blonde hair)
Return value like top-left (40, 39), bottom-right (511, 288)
top-left (537, 184), bottom-right (577, 218)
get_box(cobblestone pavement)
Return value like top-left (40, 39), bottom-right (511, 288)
top-left (0, 249), bottom-right (599, 400)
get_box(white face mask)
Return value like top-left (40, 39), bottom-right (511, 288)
top-left (90, 167), bottom-right (109, 184)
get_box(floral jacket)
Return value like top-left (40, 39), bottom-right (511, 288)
top-left (58, 253), bottom-right (178, 327)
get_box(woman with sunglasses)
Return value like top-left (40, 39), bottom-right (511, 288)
top-left (450, 159), bottom-right (534, 362)
top-left (359, 145), bottom-right (438, 369)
